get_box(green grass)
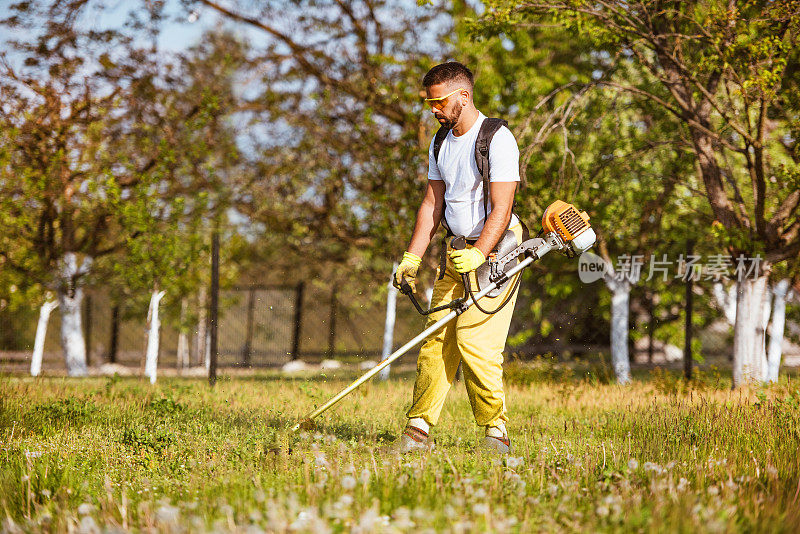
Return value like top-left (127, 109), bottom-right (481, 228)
top-left (1, 364), bottom-right (800, 532)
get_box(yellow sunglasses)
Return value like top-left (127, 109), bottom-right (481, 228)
top-left (423, 88), bottom-right (464, 110)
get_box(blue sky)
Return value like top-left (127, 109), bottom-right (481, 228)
top-left (0, 1), bottom-right (229, 59)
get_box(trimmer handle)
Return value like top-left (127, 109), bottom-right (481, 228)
top-left (398, 235), bottom-right (471, 316)
top-left (449, 235), bottom-right (472, 289)
top-left (450, 235), bottom-right (467, 250)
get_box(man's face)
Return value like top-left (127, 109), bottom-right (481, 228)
top-left (425, 83), bottom-right (466, 129)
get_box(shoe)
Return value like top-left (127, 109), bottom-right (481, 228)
top-left (383, 425), bottom-right (434, 454)
top-left (480, 434), bottom-right (511, 454)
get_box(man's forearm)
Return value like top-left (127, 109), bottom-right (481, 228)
top-left (473, 206), bottom-right (512, 257)
top-left (407, 201), bottom-right (442, 258)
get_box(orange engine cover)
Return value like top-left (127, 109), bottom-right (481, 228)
top-left (541, 200), bottom-right (591, 241)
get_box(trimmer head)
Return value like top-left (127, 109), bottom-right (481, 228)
top-left (291, 418), bottom-right (318, 433)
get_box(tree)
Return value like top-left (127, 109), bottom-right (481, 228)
top-left (0, 1), bottom-right (224, 375)
top-left (188, 0), bottom-right (452, 275)
top-left (477, 0), bottom-right (800, 385)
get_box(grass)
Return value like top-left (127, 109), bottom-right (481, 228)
top-left (1, 362), bottom-right (800, 532)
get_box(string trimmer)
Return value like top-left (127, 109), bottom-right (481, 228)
top-left (290, 200), bottom-right (596, 432)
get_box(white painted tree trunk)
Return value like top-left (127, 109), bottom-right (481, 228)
top-left (144, 289), bottom-right (166, 384)
top-left (57, 253), bottom-right (93, 377)
top-left (177, 297), bottom-right (189, 372)
top-left (194, 286), bottom-right (208, 367)
top-left (733, 273), bottom-right (770, 386)
top-left (379, 264), bottom-right (398, 381)
top-left (712, 282), bottom-right (737, 325)
top-left (31, 298), bottom-right (58, 376)
top-left (609, 281), bottom-right (632, 384)
top-left (767, 279), bottom-right (791, 383)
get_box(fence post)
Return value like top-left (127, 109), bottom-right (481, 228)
top-left (84, 293), bottom-right (92, 367)
top-left (326, 288), bottom-right (337, 359)
top-left (379, 264), bottom-right (398, 380)
top-left (109, 304), bottom-right (119, 364)
top-left (243, 287), bottom-right (256, 367)
top-left (290, 282), bottom-right (305, 361)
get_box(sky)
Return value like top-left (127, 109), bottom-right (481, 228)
top-left (0, 0), bottom-right (233, 60)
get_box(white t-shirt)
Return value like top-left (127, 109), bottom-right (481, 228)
top-left (428, 113), bottom-right (520, 239)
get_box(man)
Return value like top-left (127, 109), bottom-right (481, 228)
top-left (393, 62), bottom-right (523, 454)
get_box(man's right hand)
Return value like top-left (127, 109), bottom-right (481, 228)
top-left (393, 251), bottom-right (422, 293)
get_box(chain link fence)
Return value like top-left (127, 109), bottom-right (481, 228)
top-left (0, 278), bottom-right (428, 373)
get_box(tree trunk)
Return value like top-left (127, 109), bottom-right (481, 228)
top-left (610, 283), bottom-right (632, 384)
top-left (57, 253), bottom-right (93, 377)
top-left (194, 286), bottom-right (208, 367)
top-left (379, 265), bottom-right (398, 381)
top-left (712, 282), bottom-right (737, 325)
top-left (144, 289), bottom-right (167, 384)
top-left (31, 298), bottom-right (58, 377)
top-left (767, 279), bottom-right (791, 383)
top-left (604, 274), bottom-right (633, 385)
top-left (733, 270), bottom-right (770, 386)
top-left (177, 297), bottom-right (190, 372)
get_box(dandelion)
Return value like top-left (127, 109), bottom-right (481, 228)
top-left (766, 465), bottom-right (778, 478)
top-left (643, 461), bottom-right (664, 475)
top-left (548, 483), bottom-right (559, 496)
top-left (707, 485), bottom-right (719, 496)
top-left (628, 458), bottom-right (639, 470)
top-left (596, 505), bottom-right (610, 518)
top-left (506, 456), bottom-right (524, 469)
top-left (392, 507), bottom-right (413, 529)
top-left (341, 475), bottom-right (357, 491)
top-left (474, 488), bottom-right (487, 500)
top-left (77, 503), bottom-right (94, 516)
top-left (677, 477), bottom-right (689, 492)
top-left (355, 506), bottom-right (380, 532)
top-left (359, 468), bottom-right (371, 485)
top-left (40, 489), bottom-right (51, 498)
top-left (78, 516), bottom-right (99, 534)
top-left (155, 500), bottom-right (178, 523)
top-left (473, 502), bottom-right (489, 515)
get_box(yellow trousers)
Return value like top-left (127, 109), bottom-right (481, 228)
top-left (407, 223), bottom-right (523, 428)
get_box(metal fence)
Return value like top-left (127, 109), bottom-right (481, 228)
top-left (0, 278), bottom-right (426, 372)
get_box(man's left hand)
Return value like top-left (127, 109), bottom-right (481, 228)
top-left (449, 247), bottom-right (486, 273)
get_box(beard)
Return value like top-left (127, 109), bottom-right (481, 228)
top-left (437, 101), bottom-right (463, 130)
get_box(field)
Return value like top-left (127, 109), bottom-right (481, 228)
top-left (1, 363), bottom-right (800, 533)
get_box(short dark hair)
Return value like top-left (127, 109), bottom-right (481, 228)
top-left (422, 62), bottom-right (474, 90)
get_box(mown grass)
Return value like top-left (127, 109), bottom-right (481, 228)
top-left (1, 363), bottom-right (799, 532)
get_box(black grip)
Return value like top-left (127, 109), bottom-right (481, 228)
top-left (450, 236), bottom-right (467, 250)
top-left (399, 279), bottom-right (413, 295)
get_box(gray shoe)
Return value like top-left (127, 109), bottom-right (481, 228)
top-left (384, 426), bottom-right (434, 454)
top-left (480, 435), bottom-right (511, 454)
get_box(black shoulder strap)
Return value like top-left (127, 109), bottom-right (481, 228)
top-left (432, 125), bottom-right (449, 165)
top-left (475, 118), bottom-right (508, 221)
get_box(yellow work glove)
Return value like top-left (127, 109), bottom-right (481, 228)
top-left (449, 247), bottom-right (486, 274)
top-left (393, 251), bottom-right (422, 293)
